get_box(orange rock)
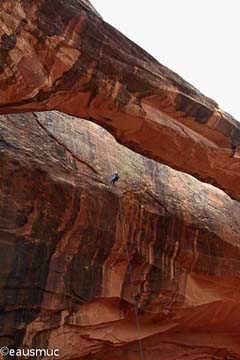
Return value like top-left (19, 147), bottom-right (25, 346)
top-left (0, 1), bottom-right (240, 200)
top-left (0, 111), bottom-right (240, 359)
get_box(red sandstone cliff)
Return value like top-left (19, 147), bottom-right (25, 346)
top-left (1, 1), bottom-right (240, 359)
top-left (1, 111), bottom-right (240, 359)
top-left (0, 0), bottom-right (240, 199)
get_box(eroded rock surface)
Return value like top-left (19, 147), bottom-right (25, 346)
top-left (0, 0), bottom-right (240, 199)
top-left (1, 111), bottom-right (240, 359)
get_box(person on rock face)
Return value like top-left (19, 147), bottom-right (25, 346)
top-left (110, 172), bottom-right (119, 186)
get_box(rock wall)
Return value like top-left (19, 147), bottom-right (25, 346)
top-left (1, 111), bottom-right (240, 359)
top-left (0, 0), bottom-right (240, 199)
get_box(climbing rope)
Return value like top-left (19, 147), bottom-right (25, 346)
top-left (118, 200), bottom-right (145, 360)
top-left (105, 141), bottom-right (144, 359)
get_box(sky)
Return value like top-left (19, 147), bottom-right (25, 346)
top-left (91, 0), bottom-right (240, 121)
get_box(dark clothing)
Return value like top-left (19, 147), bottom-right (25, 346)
top-left (110, 174), bottom-right (119, 186)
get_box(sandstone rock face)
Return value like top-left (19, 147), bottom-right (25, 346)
top-left (1, 111), bottom-right (240, 359)
top-left (0, 0), bottom-right (240, 199)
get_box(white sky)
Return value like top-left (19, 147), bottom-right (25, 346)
top-left (91, 0), bottom-right (240, 121)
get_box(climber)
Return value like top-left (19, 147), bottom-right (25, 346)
top-left (110, 172), bottom-right (119, 186)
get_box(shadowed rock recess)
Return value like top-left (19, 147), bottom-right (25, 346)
top-left (0, 1), bottom-right (240, 360)
top-left (1, 112), bottom-right (240, 359)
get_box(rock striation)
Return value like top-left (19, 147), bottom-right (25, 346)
top-left (0, 0), bottom-right (240, 199)
top-left (1, 111), bottom-right (240, 359)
